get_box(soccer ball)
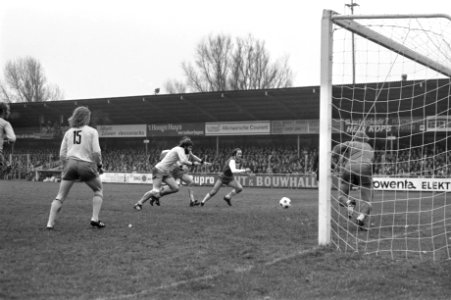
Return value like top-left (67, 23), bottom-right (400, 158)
top-left (279, 197), bottom-right (291, 208)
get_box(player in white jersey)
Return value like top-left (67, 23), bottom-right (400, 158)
top-left (332, 130), bottom-right (374, 230)
top-left (133, 136), bottom-right (205, 210)
top-left (46, 106), bottom-right (105, 230)
top-left (152, 148), bottom-right (211, 207)
top-left (0, 102), bottom-right (16, 177)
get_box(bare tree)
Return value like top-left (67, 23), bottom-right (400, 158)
top-left (182, 34), bottom-right (233, 92)
top-left (0, 57), bottom-right (64, 102)
top-left (164, 79), bottom-right (187, 94)
top-left (165, 34), bottom-right (293, 93)
top-left (229, 35), bottom-right (293, 90)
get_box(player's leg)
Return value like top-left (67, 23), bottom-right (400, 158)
top-left (0, 153), bottom-right (5, 178)
top-left (337, 170), bottom-right (355, 218)
top-left (159, 177), bottom-right (179, 197)
top-left (135, 189), bottom-right (157, 208)
top-left (46, 159), bottom-right (82, 229)
top-left (134, 168), bottom-right (164, 209)
top-left (159, 176), bottom-right (179, 197)
top-left (145, 176), bottom-right (179, 206)
top-left (337, 171), bottom-right (351, 207)
top-left (0, 153), bottom-right (11, 178)
top-left (46, 179), bottom-right (74, 229)
top-left (85, 176), bottom-right (104, 228)
top-left (223, 179), bottom-right (244, 206)
top-left (180, 174), bottom-right (199, 206)
top-left (355, 164), bottom-right (373, 228)
top-left (200, 179), bottom-right (222, 206)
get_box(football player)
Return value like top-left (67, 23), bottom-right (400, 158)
top-left (158, 149), bottom-right (211, 206)
top-left (46, 106), bottom-right (105, 230)
top-left (332, 130), bottom-right (374, 230)
top-left (133, 136), bottom-right (208, 210)
top-left (0, 102), bottom-right (16, 177)
top-left (200, 148), bottom-right (252, 206)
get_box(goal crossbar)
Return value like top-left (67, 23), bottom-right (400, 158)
top-left (331, 12), bottom-right (451, 77)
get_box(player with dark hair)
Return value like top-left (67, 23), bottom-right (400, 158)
top-left (46, 106), bottom-right (105, 229)
top-left (157, 149), bottom-right (212, 207)
top-left (133, 136), bottom-right (205, 209)
top-left (0, 102), bottom-right (16, 177)
top-left (332, 130), bottom-right (374, 229)
top-left (200, 148), bottom-right (252, 206)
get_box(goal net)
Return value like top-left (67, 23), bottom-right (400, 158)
top-left (318, 10), bottom-right (451, 260)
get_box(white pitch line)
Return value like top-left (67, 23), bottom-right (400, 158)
top-left (95, 247), bottom-right (319, 300)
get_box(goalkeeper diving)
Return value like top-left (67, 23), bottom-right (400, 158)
top-left (332, 130), bottom-right (374, 229)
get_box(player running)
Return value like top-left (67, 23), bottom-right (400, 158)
top-left (157, 149), bottom-right (212, 207)
top-left (200, 148), bottom-right (252, 206)
top-left (0, 102), bottom-right (16, 177)
top-left (332, 130), bottom-right (374, 230)
top-left (133, 136), bottom-right (205, 210)
top-left (46, 106), bottom-right (105, 230)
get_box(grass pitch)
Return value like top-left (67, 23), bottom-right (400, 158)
top-left (1, 181), bottom-right (450, 300)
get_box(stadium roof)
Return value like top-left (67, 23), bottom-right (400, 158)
top-left (8, 79), bottom-right (450, 128)
top-left (9, 86), bottom-right (320, 127)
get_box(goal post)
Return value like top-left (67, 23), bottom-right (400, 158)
top-left (319, 10), bottom-right (451, 260)
top-left (318, 10), bottom-right (334, 245)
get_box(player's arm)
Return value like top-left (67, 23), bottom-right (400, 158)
top-left (188, 151), bottom-right (212, 166)
top-left (229, 159), bottom-right (251, 174)
top-left (177, 148), bottom-right (198, 167)
top-left (331, 141), bottom-right (349, 169)
top-left (4, 122), bottom-right (16, 143)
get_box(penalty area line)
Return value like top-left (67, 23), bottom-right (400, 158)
top-left (95, 247), bottom-right (319, 300)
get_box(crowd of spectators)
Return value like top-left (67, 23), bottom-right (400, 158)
top-left (373, 146), bottom-right (451, 177)
top-left (100, 145), bottom-right (317, 175)
top-left (98, 144), bottom-right (451, 178)
top-left (3, 142), bottom-right (451, 180)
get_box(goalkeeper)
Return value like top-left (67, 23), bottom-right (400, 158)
top-left (332, 130), bottom-right (374, 229)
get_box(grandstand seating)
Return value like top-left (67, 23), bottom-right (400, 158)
top-left (4, 141), bottom-right (448, 180)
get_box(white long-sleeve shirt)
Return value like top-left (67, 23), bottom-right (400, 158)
top-left (155, 146), bottom-right (190, 173)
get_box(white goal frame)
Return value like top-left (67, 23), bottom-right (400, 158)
top-left (318, 10), bottom-right (451, 246)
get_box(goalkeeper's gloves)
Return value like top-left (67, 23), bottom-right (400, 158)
top-left (97, 164), bottom-right (104, 175)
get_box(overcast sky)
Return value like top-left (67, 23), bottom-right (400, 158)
top-left (1, 0), bottom-right (450, 100)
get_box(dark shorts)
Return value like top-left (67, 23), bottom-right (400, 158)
top-left (341, 164), bottom-right (372, 188)
top-left (62, 159), bottom-right (99, 182)
top-left (219, 174), bottom-right (234, 185)
top-left (0, 152), bottom-right (9, 175)
top-left (0, 153), bottom-right (6, 170)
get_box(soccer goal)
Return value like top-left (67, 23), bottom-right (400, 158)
top-left (319, 10), bottom-right (451, 260)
